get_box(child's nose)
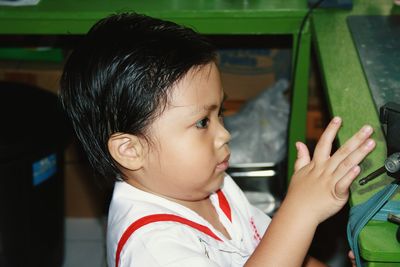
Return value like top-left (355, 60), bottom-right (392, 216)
top-left (216, 122), bottom-right (231, 148)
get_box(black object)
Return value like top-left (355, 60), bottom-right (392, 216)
top-left (0, 82), bottom-right (70, 267)
top-left (380, 102), bottom-right (400, 180)
top-left (397, 226), bottom-right (400, 243)
top-left (387, 213), bottom-right (400, 243)
top-left (359, 165), bottom-right (386, 185)
top-left (308, 0), bottom-right (353, 9)
top-left (359, 153), bottom-right (400, 185)
top-left (359, 102), bottom-right (400, 185)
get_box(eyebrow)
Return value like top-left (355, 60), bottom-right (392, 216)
top-left (191, 93), bottom-right (227, 116)
top-left (203, 104), bottom-right (218, 112)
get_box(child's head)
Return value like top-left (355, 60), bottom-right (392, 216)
top-left (60, 13), bottom-right (222, 186)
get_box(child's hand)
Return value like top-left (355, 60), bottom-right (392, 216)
top-left (348, 250), bottom-right (356, 267)
top-left (287, 117), bottom-right (375, 224)
top-left (245, 117), bottom-right (374, 267)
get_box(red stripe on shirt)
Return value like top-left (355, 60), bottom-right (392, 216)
top-left (115, 214), bottom-right (223, 267)
top-left (217, 190), bottom-right (232, 222)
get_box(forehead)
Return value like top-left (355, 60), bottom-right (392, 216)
top-left (168, 62), bottom-right (224, 109)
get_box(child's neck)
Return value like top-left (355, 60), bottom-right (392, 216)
top-left (187, 197), bottom-right (232, 240)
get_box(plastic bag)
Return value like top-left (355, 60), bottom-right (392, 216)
top-left (223, 79), bottom-right (289, 164)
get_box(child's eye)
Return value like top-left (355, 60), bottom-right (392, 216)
top-left (195, 117), bottom-right (210, 129)
top-left (218, 106), bottom-right (225, 117)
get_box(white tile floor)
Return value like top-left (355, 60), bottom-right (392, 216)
top-left (63, 218), bottom-right (107, 267)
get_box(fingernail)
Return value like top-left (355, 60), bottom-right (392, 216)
top-left (365, 139), bottom-right (375, 148)
top-left (295, 142), bottom-right (302, 150)
top-left (332, 116), bottom-right (341, 124)
top-left (362, 125), bottom-right (373, 134)
top-left (352, 165), bottom-right (360, 174)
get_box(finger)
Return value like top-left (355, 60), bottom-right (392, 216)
top-left (335, 165), bottom-right (360, 199)
top-left (332, 138), bottom-right (375, 179)
top-left (294, 141), bottom-right (310, 172)
top-left (327, 125), bottom-right (374, 173)
top-left (313, 117), bottom-right (342, 163)
top-left (348, 250), bottom-right (355, 260)
top-left (348, 250), bottom-right (356, 267)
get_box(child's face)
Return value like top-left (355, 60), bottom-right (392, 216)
top-left (135, 62), bottom-right (231, 204)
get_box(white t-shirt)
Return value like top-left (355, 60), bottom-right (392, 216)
top-left (107, 174), bottom-right (271, 267)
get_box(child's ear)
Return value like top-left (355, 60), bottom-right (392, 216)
top-left (108, 133), bottom-right (144, 171)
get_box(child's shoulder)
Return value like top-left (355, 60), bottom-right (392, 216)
top-left (108, 180), bottom-right (186, 220)
top-left (107, 181), bottom-right (224, 266)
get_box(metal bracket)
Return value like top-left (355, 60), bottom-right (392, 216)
top-left (380, 102), bottom-right (400, 180)
top-left (359, 102), bottom-right (400, 185)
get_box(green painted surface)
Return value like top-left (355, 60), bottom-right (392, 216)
top-left (0, 0), bottom-right (307, 34)
top-left (287, 21), bottom-right (311, 179)
top-left (312, 0), bottom-right (400, 264)
top-left (0, 47), bottom-right (63, 62)
top-left (359, 221), bottom-right (400, 262)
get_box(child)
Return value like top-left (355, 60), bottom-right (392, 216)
top-left (60, 13), bottom-right (373, 267)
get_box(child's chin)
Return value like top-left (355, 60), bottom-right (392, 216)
top-left (214, 173), bottom-right (225, 188)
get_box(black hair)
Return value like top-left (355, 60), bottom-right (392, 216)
top-left (60, 13), bottom-right (216, 183)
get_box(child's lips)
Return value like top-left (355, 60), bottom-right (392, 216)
top-left (216, 154), bottom-right (230, 172)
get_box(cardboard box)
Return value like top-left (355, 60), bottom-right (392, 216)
top-left (307, 109), bottom-right (325, 141)
top-left (64, 137), bottom-right (111, 218)
top-left (64, 136), bottom-right (112, 218)
top-left (64, 162), bottom-right (109, 218)
top-left (307, 58), bottom-right (330, 142)
top-left (216, 49), bottom-right (277, 105)
top-left (216, 48), bottom-right (291, 115)
top-left (65, 137), bottom-right (87, 163)
top-left (0, 61), bottom-right (62, 95)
